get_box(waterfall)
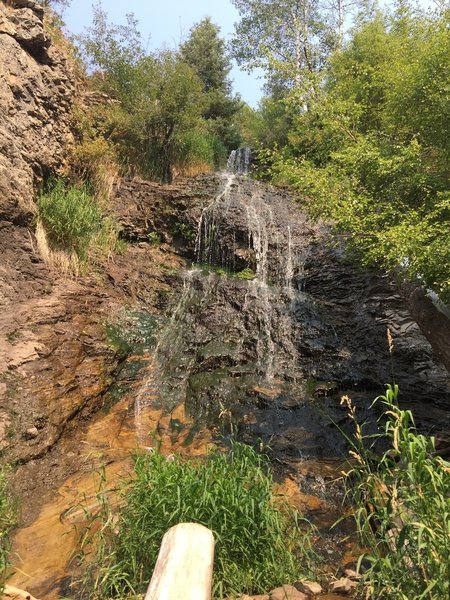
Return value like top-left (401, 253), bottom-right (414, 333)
top-left (227, 147), bottom-right (252, 174)
top-left (135, 151), bottom-right (311, 443)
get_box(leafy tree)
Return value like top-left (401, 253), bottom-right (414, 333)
top-left (252, 3), bottom-right (450, 301)
top-left (77, 4), bottom-right (211, 181)
top-left (230, 0), bottom-right (338, 96)
top-left (181, 17), bottom-right (243, 161)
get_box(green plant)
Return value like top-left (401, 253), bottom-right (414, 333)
top-left (0, 467), bottom-right (17, 590)
top-left (171, 222), bottom-right (196, 243)
top-left (147, 232), bottom-right (161, 246)
top-left (341, 385), bottom-right (450, 599)
top-left (38, 179), bottom-right (122, 265)
top-left (38, 179), bottom-right (102, 261)
top-left (80, 442), bottom-right (314, 598)
top-left (235, 267), bottom-right (256, 280)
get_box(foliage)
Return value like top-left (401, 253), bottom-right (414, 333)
top-left (342, 385), bottom-right (450, 599)
top-left (37, 179), bottom-right (122, 264)
top-left (230, 0), bottom-right (356, 95)
top-left (76, 6), bottom-right (248, 180)
top-left (181, 17), bottom-right (232, 94)
top-left (0, 467), bottom-right (16, 589)
top-left (250, 3), bottom-right (450, 301)
top-left (80, 442), bottom-right (314, 599)
top-left (77, 5), bottom-right (209, 181)
top-left (235, 267), bottom-right (256, 280)
top-left (181, 17), bottom-right (243, 161)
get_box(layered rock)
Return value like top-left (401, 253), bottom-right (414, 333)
top-left (0, 0), bottom-right (75, 225)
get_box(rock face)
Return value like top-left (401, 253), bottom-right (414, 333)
top-left (123, 174), bottom-right (449, 462)
top-left (0, 0), bottom-right (75, 225)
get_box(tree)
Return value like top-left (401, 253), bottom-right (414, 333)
top-left (181, 17), bottom-right (232, 94)
top-left (181, 17), bottom-right (243, 159)
top-left (77, 4), bottom-right (207, 181)
top-left (261, 4), bottom-right (450, 303)
top-left (230, 0), bottom-right (334, 93)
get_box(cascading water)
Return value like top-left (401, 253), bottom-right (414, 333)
top-left (134, 152), bottom-right (317, 448)
top-left (226, 147), bottom-right (252, 175)
top-left (134, 152), bottom-right (450, 457)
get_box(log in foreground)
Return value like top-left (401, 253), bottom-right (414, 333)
top-left (145, 522), bottom-right (215, 600)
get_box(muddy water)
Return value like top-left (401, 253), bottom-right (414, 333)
top-left (8, 359), bottom-right (214, 599)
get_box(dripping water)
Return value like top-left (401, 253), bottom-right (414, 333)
top-left (135, 152), bottom-right (314, 448)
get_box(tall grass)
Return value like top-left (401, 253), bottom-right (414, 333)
top-left (0, 467), bottom-right (16, 591)
top-left (37, 179), bottom-right (122, 267)
top-left (79, 442), bottom-right (314, 599)
top-left (342, 385), bottom-right (450, 599)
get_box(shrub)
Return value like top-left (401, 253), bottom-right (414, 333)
top-left (80, 442), bottom-right (313, 598)
top-left (38, 179), bottom-right (103, 261)
top-left (38, 179), bottom-right (122, 265)
top-left (342, 385), bottom-right (450, 599)
top-left (235, 267), bottom-right (256, 280)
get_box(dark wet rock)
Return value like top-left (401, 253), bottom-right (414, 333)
top-left (126, 174), bottom-right (449, 462)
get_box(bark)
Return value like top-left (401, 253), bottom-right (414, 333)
top-left (399, 281), bottom-right (450, 374)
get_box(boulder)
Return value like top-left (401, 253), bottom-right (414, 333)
top-left (269, 585), bottom-right (307, 600)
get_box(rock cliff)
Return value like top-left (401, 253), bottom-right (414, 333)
top-left (0, 0), bottom-right (75, 225)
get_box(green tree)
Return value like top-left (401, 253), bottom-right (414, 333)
top-left (181, 17), bottom-right (243, 161)
top-left (253, 3), bottom-right (450, 301)
top-left (77, 4), bottom-right (209, 181)
top-left (181, 17), bottom-right (232, 94)
top-left (231, 0), bottom-right (335, 95)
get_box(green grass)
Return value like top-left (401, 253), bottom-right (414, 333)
top-left (235, 267), bottom-right (256, 280)
top-left (38, 179), bottom-right (122, 264)
top-left (342, 385), bottom-right (450, 600)
top-left (80, 442), bottom-right (314, 599)
top-left (0, 467), bottom-right (17, 590)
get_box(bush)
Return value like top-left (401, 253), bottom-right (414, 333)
top-left (38, 179), bottom-right (122, 265)
top-left (81, 442), bottom-right (313, 598)
top-left (343, 385), bottom-right (450, 599)
top-left (38, 180), bottom-right (103, 261)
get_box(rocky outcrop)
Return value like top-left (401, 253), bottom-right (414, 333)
top-left (0, 0), bottom-right (75, 225)
top-left (114, 174), bottom-right (449, 460)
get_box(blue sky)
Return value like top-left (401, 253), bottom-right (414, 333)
top-left (63, 0), bottom-right (265, 107)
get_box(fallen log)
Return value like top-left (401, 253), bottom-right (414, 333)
top-left (144, 522), bottom-right (215, 600)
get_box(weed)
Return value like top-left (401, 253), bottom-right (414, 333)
top-left (0, 466), bottom-right (17, 591)
top-left (38, 179), bottom-right (122, 267)
top-left (235, 267), bottom-right (256, 280)
top-left (147, 232), bottom-right (161, 246)
top-left (6, 330), bottom-right (22, 345)
top-left (79, 442), bottom-right (314, 599)
top-left (172, 222), bottom-right (196, 243)
top-left (342, 386), bottom-right (450, 599)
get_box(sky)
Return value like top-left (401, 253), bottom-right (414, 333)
top-left (62, 0), bottom-right (265, 107)
top-left (62, 0), bottom-right (435, 108)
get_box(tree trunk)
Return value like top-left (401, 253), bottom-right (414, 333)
top-left (399, 281), bottom-right (450, 374)
top-left (145, 523), bottom-right (215, 600)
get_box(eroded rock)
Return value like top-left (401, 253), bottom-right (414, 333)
top-left (269, 585), bottom-right (307, 600)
